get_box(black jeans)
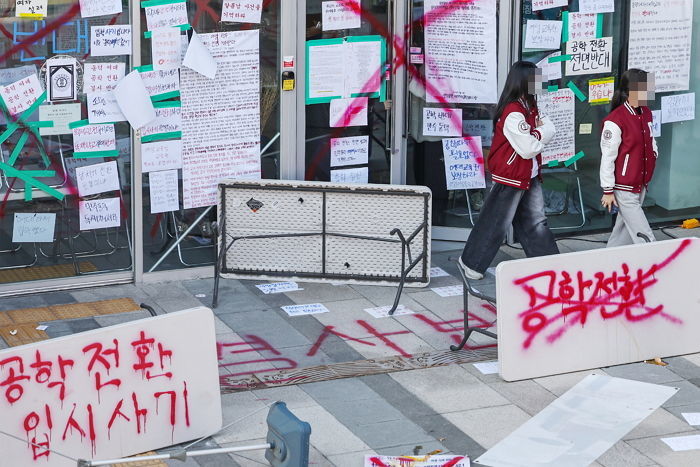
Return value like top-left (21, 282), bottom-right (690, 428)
top-left (460, 177), bottom-right (559, 273)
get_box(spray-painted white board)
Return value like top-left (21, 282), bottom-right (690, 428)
top-left (0, 307), bottom-right (222, 467)
top-left (497, 238), bottom-right (700, 381)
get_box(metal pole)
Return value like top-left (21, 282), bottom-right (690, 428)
top-left (81, 443), bottom-right (272, 466)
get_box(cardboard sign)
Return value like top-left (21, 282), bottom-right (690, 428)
top-left (442, 136), bottom-right (486, 190)
top-left (75, 160), bottom-right (120, 196)
top-left (90, 25), bottom-right (132, 57)
top-left (566, 37), bottom-right (612, 76)
top-left (0, 307), bottom-right (222, 467)
top-left (79, 197), bottom-right (121, 230)
top-left (149, 169), bottom-right (180, 213)
top-left (12, 213), bottom-right (55, 243)
top-left (144, 0), bottom-right (189, 31)
top-left (423, 108), bottom-right (462, 137)
top-left (330, 135), bottom-right (369, 167)
top-left (222, 0), bottom-right (263, 24)
top-left (322, 0), bottom-right (361, 31)
top-left (72, 123), bottom-right (117, 154)
top-left (0, 73), bottom-right (42, 115)
top-left (83, 62), bottom-right (126, 93)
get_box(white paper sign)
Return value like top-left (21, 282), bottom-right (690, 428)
top-left (0, 73), bottom-right (42, 115)
top-left (113, 70), bottom-right (157, 129)
top-left (76, 160), bottom-right (120, 196)
top-left (256, 282), bottom-right (301, 294)
top-left (330, 166), bottom-right (368, 184)
top-left (430, 267), bottom-right (451, 277)
top-left (222, 0), bottom-right (263, 24)
top-left (152, 27), bottom-right (183, 70)
top-left (39, 103), bottom-right (82, 136)
top-left (145, 1), bottom-right (189, 31)
top-left (149, 169), bottom-right (180, 213)
top-left (568, 12), bottom-right (598, 41)
top-left (423, 107), bottom-right (462, 137)
top-left (79, 197), bottom-right (121, 230)
top-left (141, 105), bottom-right (181, 138)
top-left (142, 140), bottom-right (183, 172)
top-left (661, 93), bottom-right (695, 124)
top-left (463, 120), bottom-right (493, 146)
top-left (83, 62), bottom-right (125, 93)
top-left (532, 0), bottom-right (567, 12)
top-left (538, 89), bottom-right (576, 164)
top-left (307, 42), bottom-right (345, 100)
top-left (87, 92), bottom-right (126, 124)
top-left (681, 413), bottom-right (700, 426)
top-left (651, 109), bottom-right (661, 137)
top-left (661, 435), bottom-right (700, 452)
top-left (183, 31), bottom-right (218, 79)
top-left (90, 25), bottom-right (132, 57)
top-left (139, 68), bottom-right (180, 99)
top-left (524, 20), bottom-right (563, 50)
top-left (578, 0), bottom-right (615, 13)
top-left (0, 307), bottom-right (222, 467)
top-left (537, 51), bottom-right (563, 81)
top-left (442, 136), bottom-right (486, 190)
top-left (431, 285), bottom-right (463, 297)
top-left (72, 123), bottom-right (117, 154)
top-left (46, 57), bottom-right (77, 102)
top-left (566, 37), bottom-right (613, 76)
top-left (330, 97), bottom-right (368, 127)
top-left (15, 0), bottom-right (46, 17)
top-left (281, 303), bottom-right (330, 317)
top-left (322, 0), bottom-right (361, 31)
top-left (330, 135), bottom-right (369, 167)
top-left (365, 456), bottom-right (469, 467)
top-left (79, 0), bottom-right (122, 18)
top-left (12, 213), bottom-right (55, 243)
top-left (473, 361), bottom-right (500, 374)
top-left (424, 0), bottom-right (498, 104)
top-left (364, 305), bottom-right (415, 319)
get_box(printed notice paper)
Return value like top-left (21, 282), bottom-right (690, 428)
top-left (144, 1), bottom-right (189, 31)
top-left (661, 93), bottom-right (695, 124)
top-left (113, 70), bottom-right (157, 129)
top-left (538, 89), bottom-right (576, 164)
top-left (79, 0), bottom-right (121, 18)
top-left (151, 27), bottom-right (183, 70)
top-left (142, 140), bottom-right (182, 172)
top-left (79, 197), bottom-right (121, 230)
top-left (566, 37), bottom-right (612, 76)
top-left (149, 170), bottom-right (180, 213)
top-left (578, 0), bottom-right (614, 13)
top-left (423, 108), bottom-right (462, 137)
top-left (91, 25), bottom-right (132, 57)
top-left (330, 135), bottom-right (369, 167)
top-left (329, 97), bottom-right (368, 127)
top-left (524, 20), bottom-right (563, 50)
top-left (0, 73), bottom-right (42, 115)
top-left (222, 0), bottom-right (263, 24)
top-left (15, 0), bottom-right (47, 18)
top-left (87, 92), bottom-right (126, 124)
top-left (322, 0), bottom-right (361, 31)
top-left (331, 166), bottom-right (369, 184)
top-left (431, 267), bottom-right (451, 277)
top-left (76, 160), bottom-right (120, 197)
top-left (13, 213), bottom-right (55, 243)
top-left (431, 285), bottom-right (463, 297)
top-left (307, 42), bottom-right (345, 100)
top-left (182, 31), bottom-right (218, 79)
top-left (72, 123), bottom-right (117, 154)
top-left (281, 304), bottom-right (330, 317)
top-left (473, 361), bottom-right (499, 374)
top-left (39, 103), bottom-right (81, 136)
top-left (532, 0), bottom-right (567, 12)
top-left (442, 137), bottom-right (486, 190)
top-left (83, 62), bottom-right (125, 93)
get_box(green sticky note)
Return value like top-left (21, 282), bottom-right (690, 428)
top-left (567, 81), bottom-right (587, 102)
top-left (564, 150), bottom-right (586, 167)
top-left (73, 150), bottom-right (120, 159)
top-left (141, 131), bottom-right (182, 143)
top-left (141, 0), bottom-right (185, 7)
top-left (548, 54), bottom-right (572, 63)
top-left (547, 160), bottom-right (559, 167)
top-left (562, 11), bottom-right (569, 43)
top-left (68, 119), bottom-right (90, 129)
top-left (596, 13), bottom-right (604, 38)
top-left (548, 85), bottom-right (559, 92)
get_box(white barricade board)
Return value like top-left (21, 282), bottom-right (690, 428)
top-left (0, 307), bottom-right (222, 467)
top-left (497, 238), bottom-right (700, 381)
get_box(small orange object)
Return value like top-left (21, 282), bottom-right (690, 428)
top-left (681, 218), bottom-right (700, 229)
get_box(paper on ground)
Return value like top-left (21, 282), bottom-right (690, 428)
top-left (364, 305), bottom-right (416, 319)
top-left (35, 325), bottom-right (48, 331)
top-left (281, 303), bottom-right (330, 317)
top-left (431, 285), bottom-right (463, 297)
top-left (183, 31), bottom-right (218, 79)
top-left (256, 282), bottom-right (302, 294)
top-left (430, 267), bottom-right (451, 277)
top-left (473, 361), bottom-right (499, 375)
top-left (113, 70), bottom-right (156, 129)
top-left (681, 413), bottom-right (700, 426)
top-left (661, 434), bottom-right (700, 451)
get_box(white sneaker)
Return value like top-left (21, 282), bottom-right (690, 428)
top-left (458, 257), bottom-right (483, 280)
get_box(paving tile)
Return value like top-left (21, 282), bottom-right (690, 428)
top-left (209, 287), bottom-right (270, 314)
top-left (302, 379), bottom-right (382, 404)
top-left (662, 380), bottom-right (700, 408)
top-left (0, 337), bottom-right (8, 350)
top-left (348, 284), bottom-right (429, 310)
top-left (534, 369), bottom-right (607, 396)
top-left (344, 333), bottom-right (434, 359)
top-left (289, 405), bottom-right (371, 456)
top-left (40, 291), bottom-right (76, 306)
top-left (666, 356), bottom-right (700, 380)
top-left (327, 449), bottom-right (378, 467)
top-left (214, 392), bottom-right (270, 444)
top-left (66, 318), bottom-right (101, 333)
top-left (354, 419), bottom-right (438, 449)
top-left (624, 408), bottom-right (696, 440)
top-left (283, 281), bottom-right (363, 305)
top-left (407, 290), bottom-right (465, 318)
top-left (597, 440), bottom-right (658, 467)
top-left (217, 309), bottom-right (312, 349)
top-left (663, 402), bottom-right (700, 423)
top-left (680, 352), bottom-right (700, 368)
top-left (223, 438), bottom-right (331, 467)
top-left (251, 385), bottom-right (319, 410)
top-left (485, 378), bottom-right (558, 416)
top-left (372, 440), bottom-right (450, 457)
top-left (312, 298), bottom-right (410, 338)
top-left (442, 404), bottom-right (531, 449)
top-left (0, 295), bottom-right (48, 311)
top-left (627, 434), bottom-right (700, 467)
top-left (212, 316), bottom-right (233, 335)
top-left (326, 398), bottom-right (405, 427)
top-left (604, 362), bottom-right (684, 385)
top-left (94, 310), bottom-right (151, 327)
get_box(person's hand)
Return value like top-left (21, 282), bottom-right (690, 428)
top-left (601, 193), bottom-right (617, 212)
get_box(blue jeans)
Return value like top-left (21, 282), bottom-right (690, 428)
top-left (460, 177), bottom-right (559, 274)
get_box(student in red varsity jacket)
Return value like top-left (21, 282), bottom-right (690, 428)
top-left (458, 61), bottom-right (558, 280)
top-left (600, 69), bottom-right (658, 246)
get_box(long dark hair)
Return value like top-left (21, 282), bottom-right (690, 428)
top-left (611, 68), bottom-right (648, 110)
top-left (493, 61), bottom-right (538, 125)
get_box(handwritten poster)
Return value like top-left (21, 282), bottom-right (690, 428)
top-left (578, 0), bottom-right (614, 13)
top-left (149, 170), bottom-right (180, 213)
top-left (651, 109), bottom-right (662, 137)
top-left (39, 103), bottom-right (81, 136)
top-left (329, 97), bottom-right (368, 127)
top-left (524, 20), bottom-right (563, 50)
top-left (628, 0), bottom-right (693, 92)
top-left (568, 13), bottom-right (598, 41)
top-left (343, 40), bottom-right (382, 98)
top-left (142, 140), bottom-right (183, 172)
top-left (79, 197), bottom-right (121, 230)
top-left (281, 303), bottom-right (330, 317)
top-left (442, 136), bottom-right (486, 190)
top-left (566, 37), bottom-right (612, 76)
top-left (423, 108), bottom-right (462, 137)
top-left (181, 30), bottom-right (261, 209)
top-left (76, 160), bottom-right (120, 196)
top-left (87, 92), bottom-right (126, 124)
top-left (72, 123), bottom-right (117, 154)
top-left (588, 77), bottom-right (614, 105)
top-left (538, 89), bottom-right (576, 164)
top-left (12, 213), bottom-right (55, 243)
top-left (79, 0), bottom-right (122, 18)
top-left (222, 0), bottom-right (263, 23)
top-left (83, 62), bottom-right (125, 93)
top-left (113, 70), bottom-right (157, 129)
top-left (532, 0), bottom-right (567, 12)
top-left (91, 25), bottom-right (132, 56)
top-left (15, 0), bottom-right (47, 18)
top-left (139, 68), bottom-right (180, 99)
top-left (661, 93), bottom-right (695, 123)
top-left (322, 0), bottom-right (361, 31)
top-left (537, 51), bottom-right (562, 81)
top-left (152, 27), bottom-right (182, 70)
top-left (463, 120), bottom-right (493, 146)
top-left (330, 135), bottom-right (369, 167)
top-left (141, 104), bottom-right (181, 139)
top-left (144, 0), bottom-right (189, 31)
top-left (331, 166), bottom-right (369, 184)
top-left (0, 73), bottom-right (42, 115)
top-left (424, 0), bottom-right (497, 103)
top-left (46, 57), bottom-right (77, 102)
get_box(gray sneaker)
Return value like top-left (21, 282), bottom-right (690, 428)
top-left (458, 257), bottom-right (484, 280)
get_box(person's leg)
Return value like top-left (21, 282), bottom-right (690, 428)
top-left (512, 178), bottom-right (559, 257)
top-left (610, 189), bottom-right (655, 246)
top-left (460, 183), bottom-right (524, 273)
top-left (607, 208), bottom-right (633, 247)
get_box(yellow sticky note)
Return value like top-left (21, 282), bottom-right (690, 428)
top-left (282, 79), bottom-right (295, 91)
top-left (579, 123), bottom-right (593, 134)
top-left (589, 77), bottom-right (615, 105)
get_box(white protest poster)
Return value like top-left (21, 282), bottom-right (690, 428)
top-left (141, 104), bottom-right (181, 139)
top-left (113, 70), bottom-right (157, 129)
top-left (329, 97), bottom-right (368, 127)
top-left (149, 169), bottom-right (180, 213)
top-left (463, 119), bottom-right (494, 146)
top-left (12, 213), bottom-right (55, 243)
top-left (344, 39), bottom-right (382, 97)
top-left (568, 13), bottom-right (598, 41)
top-left (39, 103), bottom-right (82, 135)
top-left (628, 0), bottom-right (693, 92)
top-left (222, 0), bottom-right (263, 23)
top-left (152, 27), bottom-right (182, 70)
top-left (524, 20), bottom-right (563, 50)
top-left (79, 0), bottom-right (122, 18)
top-left (331, 166), bottom-right (369, 184)
top-left (256, 282), bottom-right (301, 294)
top-left (0, 307), bottom-right (222, 467)
top-left (566, 37), bottom-right (612, 76)
top-left (364, 456), bottom-right (469, 467)
top-left (537, 51), bottom-right (562, 81)
top-left (76, 160), bottom-right (120, 196)
top-left (182, 30), bottom-right (218, 79)
top-left (661, 93), bottom-right (695, 123)
top-left (181, 30), bottom-right (261, 209)
top-left (79, 197), bottom-right (121, 230)
top-left (46, 57), bottom-right (77, 102)
top-left (532, 0), bottom-right (567, 12)
top-left (322, 0), bottom-right (361, 31)
top-left (0, 73), bottom-right (42, 115)
top-left (330, 135), bottom-right (369, 167)
top-left (144, 0), bottom-right (189, 31)
top-left (442, 136), bottom-right (486, 190)
top-left (578, 0), bottom-right (614, 13)
top-left (90, 25), bottom-right (132, 56)
top-left (651, 109), bottom-right (662, 137)
top-left (424, 0), bottom-right (497, 104)
top-left (307, 42), bottom-right (346, 101)
top-left (538, 89), bottom-right (576, 164)
top-left (83, 62), bottom-right (125, 93)
top-left (15, 0), bottom-right (46, 18)
top-left (72, 123), bottom-right (117, 154)
top-left (142, 140), bottom-right (183, 172)
top-left (87, 92), bottom-right (126, 124)
top-left (423, 107), bottom-right (462, 137)
top-left (139, 68), bottom-right (180, 99)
